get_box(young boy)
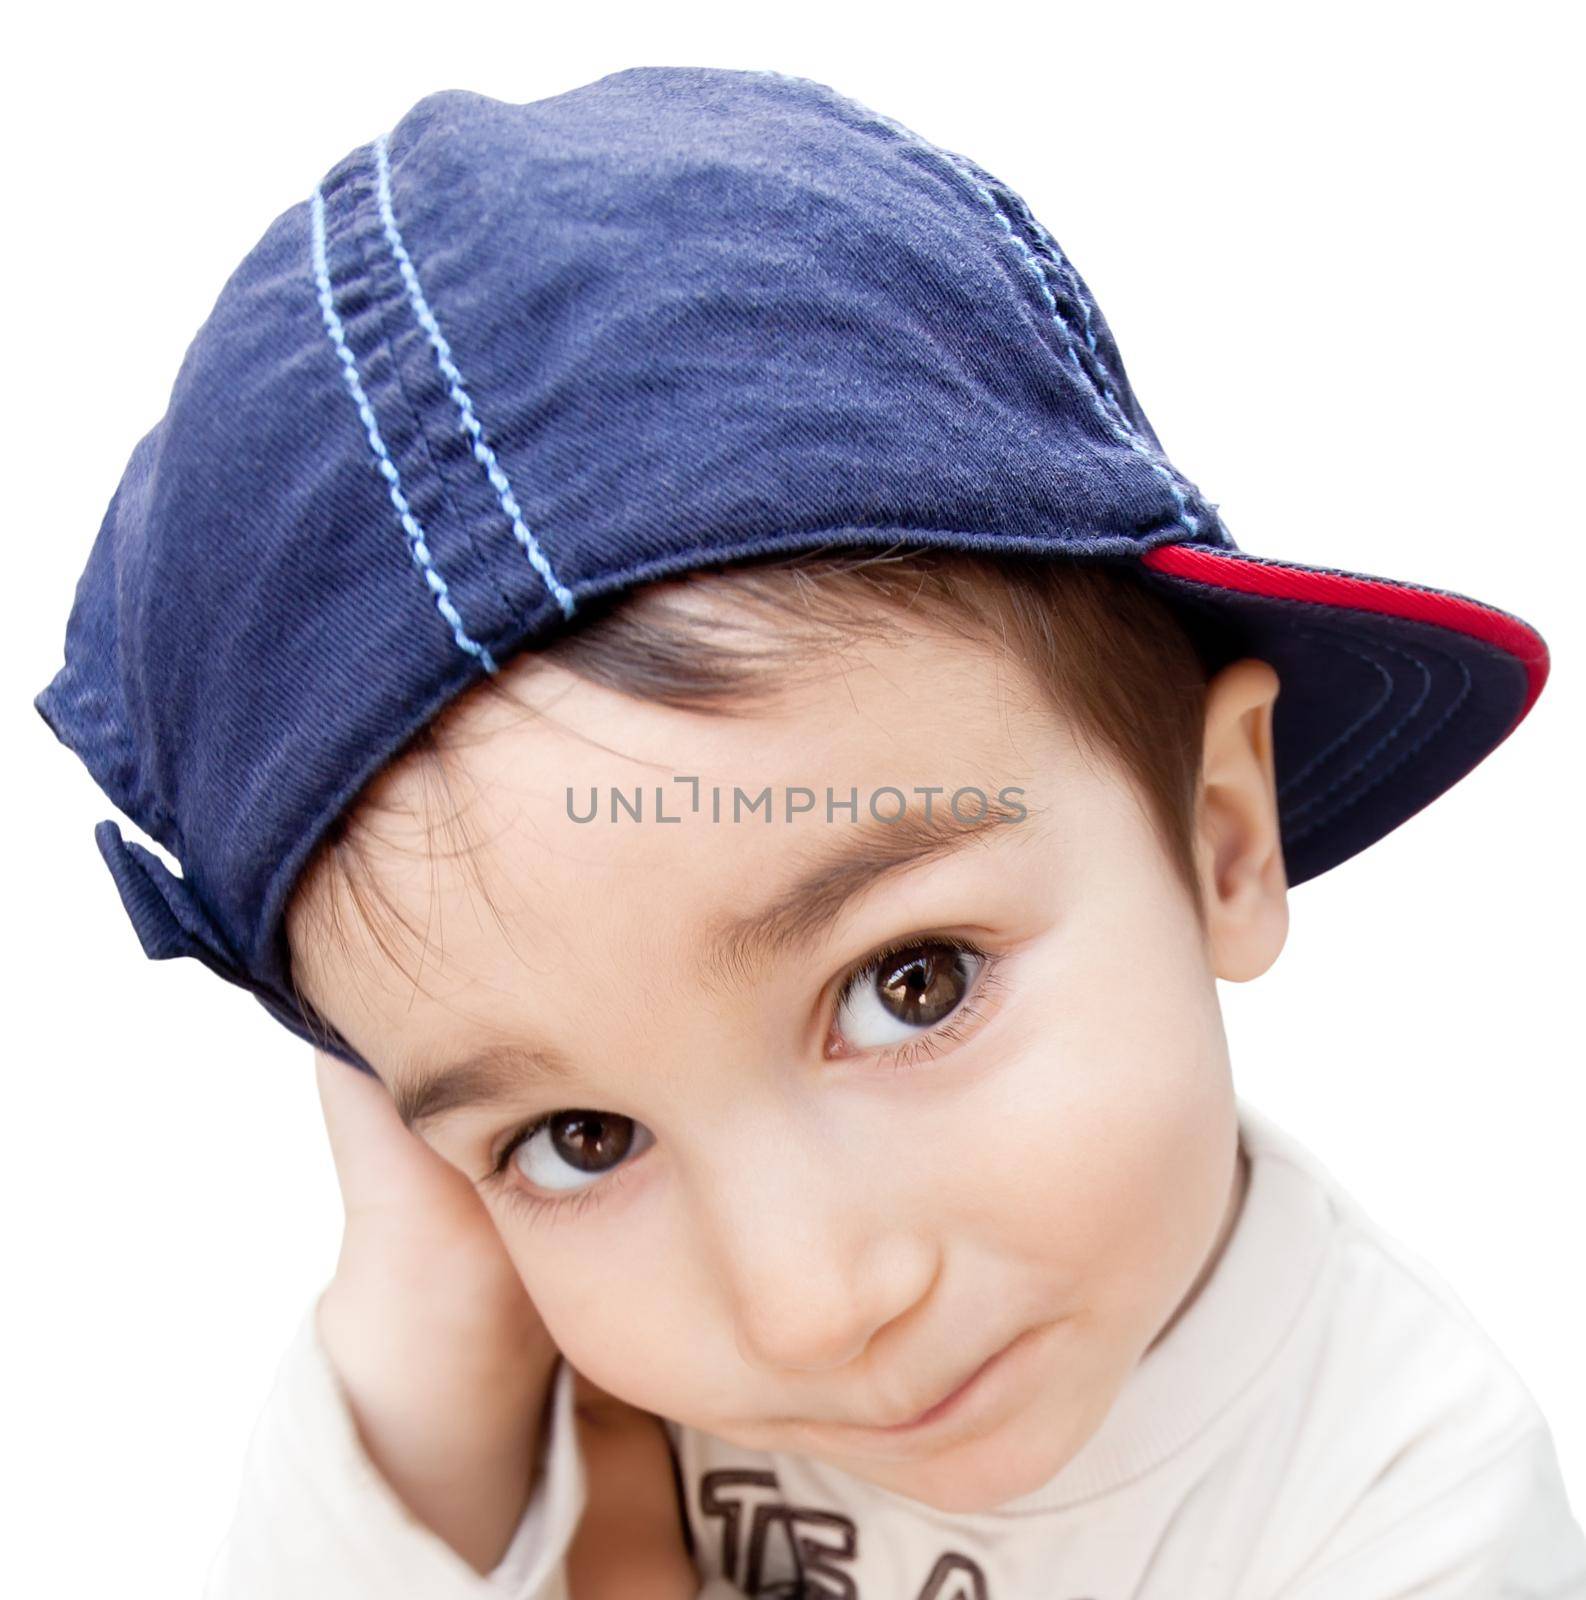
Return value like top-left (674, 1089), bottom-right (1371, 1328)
top-left (33, 66), bottom-right (1585, 1599)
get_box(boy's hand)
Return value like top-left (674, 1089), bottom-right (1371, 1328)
top-left (312, 1047), bottom-right (560, 1576)
top-left (568, 1369), bottom-right (701, 1599)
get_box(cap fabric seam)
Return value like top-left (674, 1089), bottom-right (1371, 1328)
top-left (755, 71), bottom-right (1214, 549)
top-left (307, 177), bottom-right (497, 672)
top-left (350, 141), bottom-right (528, 637)
top-left (370, 129), bottom-right (576, 625)
top-left (1281, 624), bottom-right (1473, 844)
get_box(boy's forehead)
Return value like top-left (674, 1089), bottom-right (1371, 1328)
top-left (303, 621), bottom-right (1092, 1039)
top-left (384, 615), bottom-right (1072, 830)
top-left (385, 792), bottom-right (1053, 1123)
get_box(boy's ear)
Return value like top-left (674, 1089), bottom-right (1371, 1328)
top-left (1194, 658), bottom-right (1289, 983)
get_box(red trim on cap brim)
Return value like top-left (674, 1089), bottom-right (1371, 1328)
top-left (1141, 543), bottom-right (1549, 724)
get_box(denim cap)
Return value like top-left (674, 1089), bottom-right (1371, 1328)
top-left (34, 66), bottom-right (1550, 1078)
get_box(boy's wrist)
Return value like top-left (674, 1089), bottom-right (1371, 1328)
top-left (410, 1424), bottom-right (546, 1572)
top-left (315, 1282), bottom-right (560, 1574)
top-left (377, 1424), bottom-right (546, 1576)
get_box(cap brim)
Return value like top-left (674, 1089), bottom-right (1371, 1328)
top-left (1136, 542), bottom-right (1548, 886)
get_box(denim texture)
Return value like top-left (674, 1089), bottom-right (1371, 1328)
top-left (32, 67), bottom-right (1548, 1074)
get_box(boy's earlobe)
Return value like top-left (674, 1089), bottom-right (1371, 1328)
top-left (1195, 660), bottom-right (1290, 984)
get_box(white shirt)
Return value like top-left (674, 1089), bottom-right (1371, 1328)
top-left (203, 1099), bottom-right (1586, 1598)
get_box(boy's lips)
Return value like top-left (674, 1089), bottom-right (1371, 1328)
top-left (792, 1319), bottom-right (1056, 1454)
top-left (873, 1338), bottom-right (1021, 1427)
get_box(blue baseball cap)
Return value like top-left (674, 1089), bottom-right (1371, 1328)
top-left (33, 66), bottom-right (1549, 1077)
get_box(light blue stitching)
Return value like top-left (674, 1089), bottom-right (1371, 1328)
top-left (964, 185), bottom-right (1202, 539)
top-left (755, 70), bottom-right (1209, 545)
top-left (1004, 203), bottom-right (1226, 535)
top-left (1017, 214), bottom-right (1109, 392)
top-left (963, 176), bottom-right (1124, 413)
top-left (1276, 629), bottom-right (1397, 797)
top-left (967, 185), bottom-right (1234, 547)
top-left (310, 184), bottom-right (499, 673)
top-left (990, 186), bottom-right (1132, 425)
top-left (1286, 645), bottom-right (1472, 844)
top-left (372, 132), bottom-right (578, 621)
top-left (1281, 636), bottom-right (1438, 826)
top-left (975, 191), bottom-right (1234, 547)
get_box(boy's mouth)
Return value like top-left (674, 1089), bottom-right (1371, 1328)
top-left (791, 1319), bottom-right (1055, 1455)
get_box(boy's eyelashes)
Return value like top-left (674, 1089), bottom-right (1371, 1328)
top-left (826, 933), bottom-right (989, 1059)
top-left (478, 932), bottom-right (1007, 1219)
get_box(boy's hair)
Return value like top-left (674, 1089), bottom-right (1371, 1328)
top-left (285, 549), bottom-right (1222, 1044)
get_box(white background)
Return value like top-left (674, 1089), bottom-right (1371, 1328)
top-left (5, 2), bottom-right (1582, 1590)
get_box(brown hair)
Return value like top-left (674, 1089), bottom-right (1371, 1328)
top-left (284, 548), bottom-right (1220, 1048)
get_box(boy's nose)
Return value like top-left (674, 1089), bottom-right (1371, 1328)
top-left (696, 1149), bottom-right (941, 1375)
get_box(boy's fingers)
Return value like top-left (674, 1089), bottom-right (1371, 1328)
top-left (315, 1048), bottom-right (402, 1165)
top-left (314, 1047), bottom-right (466, 1213)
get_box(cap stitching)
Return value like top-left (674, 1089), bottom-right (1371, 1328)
top-left (1276, 638), bottom-right (1397, 797)
top-left (1282, 631), bottom-right (1432, 824)
top-left (372, 130), bottom-right (577, 623)
top-left (344, 155), bottom-right (526, 636)
top-left (959, 170), bottom-right (1205, 542)
top-left (308, 180), bottom-right (499, 673)
top-left (1285, 632), bottom-right (1473, 844)
top-left (992, 182), bottom-right (1232, 548)
top-left (1144, 568), bottom-right (1489, 853)
top-left (755, 71), bottom-right (1215, 550)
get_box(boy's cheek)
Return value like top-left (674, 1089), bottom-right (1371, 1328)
top-left (962, 972), bottom-right (1237, 1359)
top-left (981, 1052), bottom-right (1228, 1301)
top-left (488, 944), bottom-right (1234, 1434)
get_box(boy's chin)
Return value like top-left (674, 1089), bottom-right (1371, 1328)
top-left (819, 1388), bottom-right (1113, 1514)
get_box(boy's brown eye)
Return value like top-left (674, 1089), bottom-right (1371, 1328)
top-left (546, 1111), bottom-right (635, 1171)
top-left (509, 1111), bottom-right (656, 1195)
top-left (876, 944), bottom-right (972, 1026)
top-left (836, 939), bottom-right (986, 1051)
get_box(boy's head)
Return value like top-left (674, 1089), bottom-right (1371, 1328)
top-left (284, 549), bottom-right (1287, 1511)
top-left (35, 68), bottom-right (1544, 1511)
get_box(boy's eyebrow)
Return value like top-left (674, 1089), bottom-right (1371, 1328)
top-left (393, 795), bottom-right (1032, 1132)
top-left (393, 1042), bottom-right (578, 1133)
top-left (696, 797), bottom-right (1031, 995)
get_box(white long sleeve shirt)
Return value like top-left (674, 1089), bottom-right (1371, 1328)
top-left (203, 1099), bottom-right (1586, 1598)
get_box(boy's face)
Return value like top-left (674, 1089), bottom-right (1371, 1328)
top-left (293, 596), bottom-right (1284, 1513)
